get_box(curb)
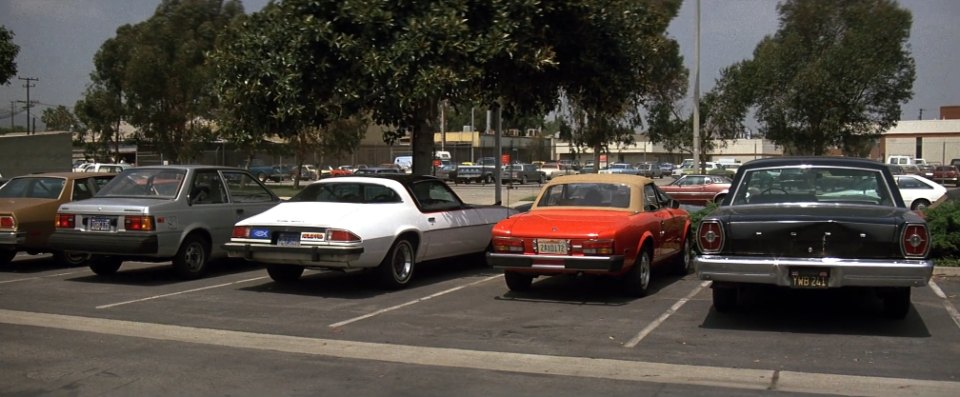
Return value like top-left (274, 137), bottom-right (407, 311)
top-left (934, 266), bottom-right (960, 277)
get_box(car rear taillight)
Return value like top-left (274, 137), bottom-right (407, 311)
top-left (581, 239), bottom-right (614, 255)
top-left (55, 214), bottom-right (74, 229)
top-left (327, 229), bottom-right (361, 242)
top-left (232, 226), bottom-right (250, 238)
top-left (698, 220), bottom-right (724, 253)
top-left (0, 215), bottom-right (16, 230)
top-left (124, 216), bottom-right (155, 231)
top-left (901, 224), bottom-right (929, 258)
top-left (493, 237), bottom-right (524, 253)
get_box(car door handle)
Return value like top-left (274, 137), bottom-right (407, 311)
top-left (428, 217), bottom-right (436, 223)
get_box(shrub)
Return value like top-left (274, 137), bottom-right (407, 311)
top-left (925, 200), bottom-right (960, 260)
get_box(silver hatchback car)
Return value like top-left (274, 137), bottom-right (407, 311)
top-left (48, 165), bottom-right (280, 279)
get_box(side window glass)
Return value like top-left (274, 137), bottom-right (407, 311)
top-left (72, 179), bottom-right (93, 201)
top-left (643, 184), bottom-right (660, 211)
top-left (223, 171), bottom-right (275, 203)
top-left (413, 180), bottom-right (462, 211)
top-left (190, 170), bottom-right (226, 205)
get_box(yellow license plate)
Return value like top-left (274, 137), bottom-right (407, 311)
top-left (790, 268), bottom-right (829, 288)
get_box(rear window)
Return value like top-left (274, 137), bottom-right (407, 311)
top-left (289, 182), bottom-right (401, 204)
top-left (97, 169), bottom-right (186, 198)
top-left (536, 183), bottom-right (631, 208)
top-left (0, 177), bottom-right (65, 199)
top-left (730, 166), bottom-right (894, 206)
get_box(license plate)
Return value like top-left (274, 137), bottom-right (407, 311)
top-left (88, 217), bottom-right (113, 232)
top-left (537, 239), bottom-right (569, 255)
top-left (790, 268), bottom-right (829, 288)
top-left (277, 233), bottom-right (300, 247)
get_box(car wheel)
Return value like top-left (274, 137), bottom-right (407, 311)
top-left (267, 264), bottom-right (305, 283)
top-left (89, 256), bottom-right (122, 276)
top-left (882, 287), bottom-right (911, 319)
top-left (910, 199), bottom-right (930, 211)
top-left (714, 194), bottom-right (726, 204)
top-left (674, 234), bottom-right (694, 275)
top-left (504, 272), bottom-right (533, 291)
top-left (0, 250), bottom-right (16, 266)
top-left (172, 234), bottom-right (210, 280)
top-left (53, 251), bottom-right (91, 267)
top-left (257, 173), bottom-right (268, 183)
top-left (712, 285), bottom-right (738, 313)
top-left (520, 175), bottom-right (527, 185)
top-left (377, 238), bottom-right (415, 289)
top-left (538, 174), bottom-right (545, 184)
top-left (484, 175), bottom-right (493, 184)
top-left (624, 249), bottom-right (651, 297)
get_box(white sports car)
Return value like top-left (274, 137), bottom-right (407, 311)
top-left (225, 175), bottom-right (517, 288)
top-left (894, 174), bottom-right (947, 211)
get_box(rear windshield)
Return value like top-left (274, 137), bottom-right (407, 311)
top-left (536, 183), bottom-right (631, 208)
top-left (730, 166), bottom-right (894, 206)
top-left (97, 169), bottom-right (186, 198)
top-left (0, 177), bottom-right (65, 199)
top-left (289, 182), bottom-right (401, 203)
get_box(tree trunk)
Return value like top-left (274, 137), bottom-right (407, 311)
top-left (411, 101), bottom-right (440, 176)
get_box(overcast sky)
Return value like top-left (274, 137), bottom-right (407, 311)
top-left (1, 0), bottom-right (958, 129)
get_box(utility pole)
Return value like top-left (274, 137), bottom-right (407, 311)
top-left (19, 76), bottom-right (39, 134)
top-left (692, 0), bottom-right (702, 173)
top-left (9, 101), bottom-right (14, 131)
top-left (918, 108), bottom-right (925, 120)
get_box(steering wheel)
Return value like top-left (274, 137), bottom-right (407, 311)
top-left (760, 187), bottom-right (788, 195)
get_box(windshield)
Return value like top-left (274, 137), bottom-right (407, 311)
top-left (97, 168), bottom-right (186, 198)
top-left (0, 177), bottom-right (65, 199)
top-left (536, 182), bottom-right (631, 208)
top-left (730, 166), bottom-right (894, 206)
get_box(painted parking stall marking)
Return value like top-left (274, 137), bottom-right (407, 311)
top-left (0, 271), bottom-right (83, 285)
top-left (96, 276), bottom-right (268, 309)
top-left (625, 280), bottom-right (709, 348)
top-left (928, 280), bottom-right (960, 330)
top-left (329, 275), bottom-right (502, 328)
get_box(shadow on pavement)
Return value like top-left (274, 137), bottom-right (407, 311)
top-left (494, 269), bottom-right (688, 306)
top-left (64, 258), bottom-right (264, 287)
top-left (700, 285), bottom-right (932, 337)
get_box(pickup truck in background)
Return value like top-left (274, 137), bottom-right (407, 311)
top-left (454, 157), bottom-right (499, 184)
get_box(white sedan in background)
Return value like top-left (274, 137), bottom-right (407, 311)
top-left (894, 174), bottom-right (947, 211)
top-left (224, 175), bottom-right (517, 288)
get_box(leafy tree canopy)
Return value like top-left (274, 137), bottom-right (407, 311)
top-left (0, 25), bottom-right (18, 85)
top-left (706, 0), bottom-right (915, 155)
top-left (41, 105), bottom-right (79, 132)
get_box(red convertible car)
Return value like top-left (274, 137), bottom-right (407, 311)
top-left (487, 174), bottom-right (693, 296)
top-left (659, 174), bottom-right (732, 205)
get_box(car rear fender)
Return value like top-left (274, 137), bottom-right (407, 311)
top-left (628, 231), bottom-right (656, 270)
top-left (179, 226), bottom-right (213, 256)
top-left (394, 229), bottom-right (422, 261)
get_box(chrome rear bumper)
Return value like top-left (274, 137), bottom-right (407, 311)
top-left (695, 255), bottom-right (933, 288)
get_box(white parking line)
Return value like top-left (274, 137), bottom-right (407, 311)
top-left (329, 275), bottom-right (502, 328)
top-left (2, 308), bottom-right (959, 396)
top-left (0, 271), bottom-right (82, 285)
top-left (96, 276), bottom-right (268, 309)
top-left (624, 280), bottom-right (710, 348)
top-left (929, 280), bottom-right (960, 330)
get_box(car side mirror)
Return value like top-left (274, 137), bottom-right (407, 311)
top-left (671, 199), bottom-right (680, 209)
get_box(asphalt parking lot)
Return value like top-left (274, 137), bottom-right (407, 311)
top-left (2, 181), bottom-right (960, 396)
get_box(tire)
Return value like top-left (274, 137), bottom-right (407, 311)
top-left (89, 256), bottom-right (122, 276)
top-left (882, 287), bottom-right (911, 319)
top-left (504, 272), bottom-right (533, 291)
top-left (377, 238), bottom-right (415, 289)
top-left (714, 195), bottom-right (726, 204)
top-left (624, 249), bottom-right (652, 297)
top-left (673, 234), bottom-right (694, 275)
top-left (257, 173), bottom-right (268, 183)
top-left (484, 175), bottom-right (493, 184)
top-left (172, 234), bottom-right (210, 280)
top-left (0, 250), bottom-right (15, 266)
top-left (538, 174), bottom-right (545, 184)
top-left (712, 285), bottom-right (738, 313)
top-left (910, 199), bottom-right (930, 211)
top-left (53, 251), bottom-right (90, 267)
top-left (267, 264), bottom-right (305, 283)
top-left (520, 175), bottom-right (527, 185)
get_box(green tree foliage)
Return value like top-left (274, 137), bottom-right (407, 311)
top-left (40, 105), bottom-right (79, 132)
top-left (0, 26), bottom-right (19, 85)
top-left (926, 200), bottom-right (960, 259)
top-left (82, 0), bottom-right (244, 163)
top-left (707, 0), bottom-right (916, 155)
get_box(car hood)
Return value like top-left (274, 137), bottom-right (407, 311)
top-left (495, 209), bottom-right (634, 237)
top-left (237, 202), bottom-right (387, 227)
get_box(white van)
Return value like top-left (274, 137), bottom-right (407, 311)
top-left (887, 155), bottom-right (913, 165)
top-left (393, 156), bottom-right (413, 172)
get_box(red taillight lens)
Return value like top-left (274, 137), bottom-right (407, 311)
top-left (327, 229), bottom-right (361, 242)
top-left (698, 220), bottom-right (724, 253)
top-left (123, 216), bottom-right (155, 231)
top-left (493, 237), bottom-right (524, 253)
top-left (232, 226), bottom-right (250, 238)
top-left (55, 214), bottom-right (74, 229)
top-left (581, 239), bottom-right (615, 255)
top-left (0, 215), bottom-right (15, 230)
top-left (901, 224), bottom-right (929, 257)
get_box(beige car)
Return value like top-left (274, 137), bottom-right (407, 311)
top-left (48, 165), bottom-right (280, 279)
top-left (0, 172), bottom-right (116, 266)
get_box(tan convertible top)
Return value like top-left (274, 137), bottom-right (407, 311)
top-left (531, 173), bottom-right (655, 212)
